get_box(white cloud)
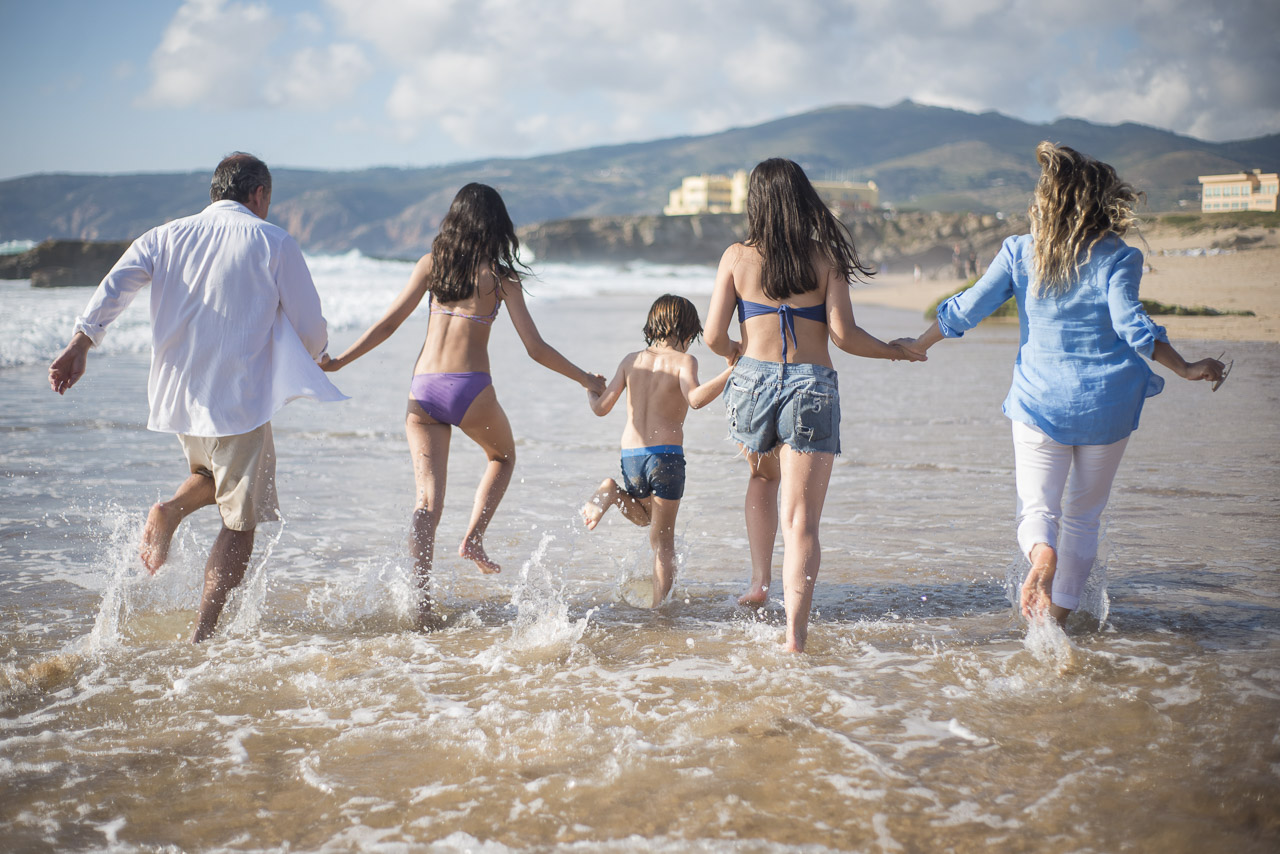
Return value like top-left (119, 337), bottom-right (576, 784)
top-left (266, 44), bottom-right (373, 107)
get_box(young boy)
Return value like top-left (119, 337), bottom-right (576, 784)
top-left (581, 294), bottom-right (735, 607)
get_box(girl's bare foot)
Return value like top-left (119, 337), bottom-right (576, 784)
top-left (580, 478), bottom-right (618, 530)
top-left (140, 502), bottom-right (182, 574)
top-left (737, 584), bottom-right (769, 607)
top-left (459, 537), bottom-right (501, 574)
top-left (1021, 544), bottom-right (1057, 621)
top-left (413, 595), bottom-right (446, 632)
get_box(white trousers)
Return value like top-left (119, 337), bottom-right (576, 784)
top-left (1011, 421), bottom-right (1130, 611)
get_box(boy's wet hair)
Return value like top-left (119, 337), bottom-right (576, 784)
top-left (643, 294), bottom-right (702, 346)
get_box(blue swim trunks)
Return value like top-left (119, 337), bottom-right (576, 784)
top-left (619, 445), bottom-right (686, 501)
top-left (724, 356), bottom-right (841, 454)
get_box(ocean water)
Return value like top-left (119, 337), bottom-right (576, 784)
top-left (2, 254), bottom-right (1278, 852)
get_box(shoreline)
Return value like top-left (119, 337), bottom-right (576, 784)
top-left (850, 232), bottom-right (1280, 344)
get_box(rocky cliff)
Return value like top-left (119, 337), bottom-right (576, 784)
top-left (0, 239), bottom-right (131, 287)
top-left (519, 210), bottom-right (1030, 275)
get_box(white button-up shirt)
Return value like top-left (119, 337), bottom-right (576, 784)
top-left (74, 200), bottom-right (347, 436)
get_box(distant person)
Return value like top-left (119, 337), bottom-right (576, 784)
top-left (703, 158), bottom-right (923, 653)
top-left (895, 142), bottom-right (1227, 626)
top-left (953, 243), bottom-right (966, 279)
top-left (321, 183), bottom-right (604, 629)
top-left (580, 294), bottom-right (735, 607)
top-left (48, 152), bottom-right (345, 643)
top-left (967, 245), bottom-right (978, 277)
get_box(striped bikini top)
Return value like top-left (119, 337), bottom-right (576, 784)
top-left (736, 297), bottom-right (826, 363)
top-left (430, 292), bottom-right (502, 326)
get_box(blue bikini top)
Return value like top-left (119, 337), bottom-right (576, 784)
top-left (736, 297), bottom-right (827, 363)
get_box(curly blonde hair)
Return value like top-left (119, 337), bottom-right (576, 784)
top-left (1029, 141), bottom-right (1143, 297)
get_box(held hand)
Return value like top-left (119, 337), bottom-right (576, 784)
top-left (319, 354), bottom-right (340, 372)
top-left (890, 339), bottom-right (928, 362)
top-left (584, 373), bottom-right (607, 396)
top-left (49, 338), bottom-right (90, 394)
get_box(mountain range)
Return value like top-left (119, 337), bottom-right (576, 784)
top-left (2, 100), bottom-right (1276, 258)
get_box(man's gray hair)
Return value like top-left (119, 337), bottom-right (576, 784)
top-left (210, 152), bottom-right (272, 203)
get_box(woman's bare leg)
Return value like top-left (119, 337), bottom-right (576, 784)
top-left (406, 404), bottom-right (450, 629)
top-left (456, 387), bottom-right (514, 574)
top-left (778, 447), bottom-right (834, 653)
top-left (738, 449), bottom-right (780, 607)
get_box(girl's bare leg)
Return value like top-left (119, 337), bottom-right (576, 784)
top-left (582, 478), bottom-right (651, 529)
top-left (456, 387), bottom-right (514, 574)
top-left (406, 405), bottom-right (450, 629)
top-left (648, 497), bottom-right (680, 607)
top-left (778, 447), bottom-right (834, 653)
top-left (1022, 543), bottom-right (1069, 625)
top-left (739, 449), bottom-right (780, 607)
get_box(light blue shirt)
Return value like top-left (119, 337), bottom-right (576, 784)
top-left (937, 234), bottom-right (1168, 445)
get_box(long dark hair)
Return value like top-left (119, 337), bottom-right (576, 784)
top-left (745, 158), bottom-right (874, 300)
top-left (428, 183), bottom-right (529, 302)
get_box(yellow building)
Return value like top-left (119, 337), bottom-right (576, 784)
top-left (664, 171), bottom-right (748, 215)
top-left (1198, 169), bottom-right (1279, 212)
top-left (812, 179), bottom-right (879, 214)
top-left (664, 170), bottom-right (878, 215)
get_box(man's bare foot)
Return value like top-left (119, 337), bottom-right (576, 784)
top-left (580, 479), bottom-right (618, 530)
top-left (140, 502), bottom-right (182, 574)
top-left (737, 584), bottom-right (769, 607)
top-left (459, 537), bottom-right (501, 574)
top-left (1021, 544), bottom-right (1057, 621)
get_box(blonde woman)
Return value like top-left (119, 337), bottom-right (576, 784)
top-left (898, 142), bottom-right (1226, 626)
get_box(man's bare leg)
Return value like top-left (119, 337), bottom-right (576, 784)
top-left (582, 478), bottom-right (651, 530)
top-left (141, 473), bottom-right (216, 574)
top-left (457, 389), bottom-right (514, 575)
top-left (407, 406), bottom-right (450, 630)
top-left (738, 450), bottom-right (780, 607)
top-left (648, 498), bottom-right (680, 607)
top-left (190, 526), bottom-right (254, 643)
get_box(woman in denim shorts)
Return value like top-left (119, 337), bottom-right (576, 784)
top-left (704, 158), bottom-right (922, 653)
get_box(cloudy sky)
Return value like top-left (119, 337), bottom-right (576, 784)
top-left (2, 0), bottom-right (1277, 180)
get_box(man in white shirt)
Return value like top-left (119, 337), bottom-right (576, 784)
top-left (48, 152), bottom-right (346, 642)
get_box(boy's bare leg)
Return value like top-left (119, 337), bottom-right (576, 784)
top-left (739, 449), bottom-right (780, 607)
top-left (190, 525), bottom-right (254, 643)
top-left (778, 447), bottom-right (834, 653)
top-left (583, 478), bottom-right (651, 529)
top-left (407, 406), bottom-right (450, 629)
top-left (457, 388), bottom-right (514, 575)
top-left (1021, 543), bottom-right (1061, 624)
top-left (142, 472), bottom-right (216, 574)
top-left (648, 498), bottom-right (680, 607)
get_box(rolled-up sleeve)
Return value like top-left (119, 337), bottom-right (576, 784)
top-left (275, 236), bottom-right (329, 359)
top-left (1106, 246), bottom-right (1167, 358)
top-left (73, 234), bottom-right (155, 346)
top-left (936, 236), bottom-right (1017, 338)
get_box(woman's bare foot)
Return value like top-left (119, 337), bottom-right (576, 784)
top-left (1021, 544), bottom-right (1057, 621)
top-left (459, 537), bottom-right (501, 574)
top-left (581, 478), bottom-right (618, 530)
top-left (737, 584), bottom-right (769, 607)
top-left (140, 502), bottom-right (182, 574)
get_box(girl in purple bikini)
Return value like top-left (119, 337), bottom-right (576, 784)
top-left (323, 183), bottom-right (604, 628)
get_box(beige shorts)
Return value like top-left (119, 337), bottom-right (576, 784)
top-left (178, 423), bottom-right (280, 531)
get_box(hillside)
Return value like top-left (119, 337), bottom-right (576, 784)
top-left (1, 101), bottom-right (1276, 258)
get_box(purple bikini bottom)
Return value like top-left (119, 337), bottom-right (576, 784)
top-left (409, 372), bottom-right (492, 426)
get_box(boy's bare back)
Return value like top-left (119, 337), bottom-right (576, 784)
top-left (617, 347), bottom-right (698, 449)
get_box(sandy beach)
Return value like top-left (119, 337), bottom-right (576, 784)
top-left (851, 224), bottom-right (1280, 343)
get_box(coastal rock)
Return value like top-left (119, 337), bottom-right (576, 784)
top-left (519, 214), bottom-right (748, 265)
top-left (0, 239), bottom-right (132, 287)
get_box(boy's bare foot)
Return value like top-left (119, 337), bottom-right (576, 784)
top-left (140, 502), bottom-right (182, 574)
top-left (581, 478), bottom-right (618, 530)
top-left (737, 584), bottom-right (769, 607)
top-left (460, 537), bottom-right (501, 574)
top-left (1021, 544), bottom-right (1057, 621)
top-left (413, 596), bottom-right (446, 632)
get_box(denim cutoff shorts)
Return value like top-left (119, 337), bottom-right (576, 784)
top-left (724, 356), bottom-right (841, 454)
